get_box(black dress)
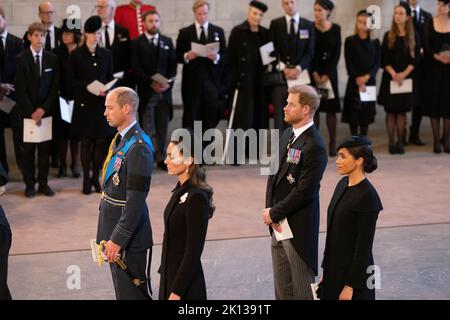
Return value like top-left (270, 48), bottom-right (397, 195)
top-left (321, 177), bottom-right (383, 300)
top-left (378, 32), bottom-right (421, 113)
top-left (312, 23), bottom-right (342, 113)
top-left (342, 35), bottom-right (381, 126)
top-left (423, 20), bottom-right (450, 119)
top-left (159, 181), bottom-right (210, 300)
top-left (227, 21), bottom-right (269, 130)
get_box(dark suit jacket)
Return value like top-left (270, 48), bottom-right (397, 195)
top-left (109, 23), bottom-right (130, 74)
top-left (23, 26), bottom-right (62, 52)
top-left (266, 125), bottom-right (327, 275)
top-left (131, 33), bottom-right (177, 117)
top-left (66, 45), bottom-right (115, 138)
top-left (159, 181), bottom-right (210, 300)
top-left (176, 23), bottom-right (226, 98)
top-left (269, 16), bottom-right (315, 71)
top-left (321, 177), bottom-right (382, 300)
top-left (413, 8), bottom-right (433, 44)
top-left (14, 49), bottom-right (59, 118)
top-left (96, 123), bottom-right (154, 252)
top-left (0, 205), bottom-right (12, 300)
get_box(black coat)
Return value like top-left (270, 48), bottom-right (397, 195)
top-left (159, 181), bottom-right (210, 300)
top-left (227, 21), bottom-right (269, 130)
top-left (321, 177), bottom-right (383, 300)
top-left (14, 49), bottom-right (60, 118)
top-left (0, 205), bottom-right (12, 300)
top-left (0, 32), bottom-right (24, 127)
top-left (176, 23), bottom-right (227, 105)
top-left (268, 16), bottom-right (315, 70)
top-left (266, 126), bottom-right (328, 275)
top-left (342, 35), bottom-right (380, 126)
top-left (66, 45), bottom-right (115, 138)
top-left (109, 23), bottom-right (130, 74)
top-left (23, 26), bottom-right (62, 52)
top-left (131, 33), bottom-right (177, 119)
top-left (96, 123), bottom-right (154, 251)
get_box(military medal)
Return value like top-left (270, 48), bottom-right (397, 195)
top-left (287, 148), bottom-right (302, 165)
top-left (112, 172), bottom-right (120, 187)
top-left (287, 174), bottom-right (296, 185)
top-left (114, 157), bottom-right (122, 172)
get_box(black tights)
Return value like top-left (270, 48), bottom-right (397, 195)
top-left (59, 138), bottom-right (80, 169)
top-left (386, 113), bottom-right (407, 146)
top-left (80, 138), bottom-right (108, 189)
top-left (431, 118), bottom-right (450, 149)
top-left (349, 124), bottom-right (368, 137)
top-left (314, 112), bottom-right (337, 153)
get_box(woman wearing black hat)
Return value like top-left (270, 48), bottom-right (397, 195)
top-left (66, 16), bottom-right (116, 194)
top-left (423, 0), bottom-right (450, 153)
top-left (158, 132), bottom-right (215, 300)
top-left (55, 19), bottom-right (82, 178)
top-left (227, 1), bottom-right (269, 138)
top-left (319, 135), bottom-right (383, 300)
top-left (311, 0), bottom-right (341, 157)
top-left (378, 2), bottom-right (421, 155)
top-left (342, 11), bottom-right (381, 137)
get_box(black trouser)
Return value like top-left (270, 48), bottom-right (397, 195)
top-left (23, 141), bottom-right (50, 187)
top-left (271, 85), bottom-right (289, 133)
top-left (110, 249), bottom-right (152, 300)
top-left (0, 107), bottom-right (24, 174)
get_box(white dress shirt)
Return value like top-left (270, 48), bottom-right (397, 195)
top-left (102, 20), bottom-right (115, 47)
top-left (0, 29), bottom-right (7, 49)
top-left (45, 24), bottom-right (55, 49)
top-left (145, 32), bottom-right (159, 47)
top-left (285, 12), bottom-right (300, 35)
top-left (291, 121), bottom-right (314, 144)
top-left (30, 47), bottom-right (44, 76)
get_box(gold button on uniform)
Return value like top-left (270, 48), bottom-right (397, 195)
top-left (93, 63), bottom-right (97, 67)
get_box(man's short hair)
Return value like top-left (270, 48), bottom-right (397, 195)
top-left (0, 7), bottom-right (5, 19)
top-left (142, 9), bottom-right (160, 22)
top-left (288, 85), bottom-right (320, 115)
top-left (112, 87), bottom-right (139, 114)
top-left (193, 0), bottom-right (210, 12)
top-left (28, 22), bottom-right (46, 36)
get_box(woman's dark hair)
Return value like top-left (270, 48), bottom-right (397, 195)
top-left (337, 135), bottom-right (378, 173)
top-left (171, 130), bottom-right (215, 218)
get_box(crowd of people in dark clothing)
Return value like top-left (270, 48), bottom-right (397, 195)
top-left (0, 0), bottom-right (449, 198)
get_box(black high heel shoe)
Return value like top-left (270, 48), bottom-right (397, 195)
top-left (433, 143), bottom-right (442, 154)
top-left (82, 178), bottom-right (92, 195)
top-left (91, 179), bottom-right (101, 193)
top-left (71, 165), bottom-right (80, 178)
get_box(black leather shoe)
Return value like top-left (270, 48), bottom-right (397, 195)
top-left (25, 186), bottom-right (36, 198)
top-left (409, 136), bottom-right (425, 146)
top-left (433, 144), bottom-right (442, 154)
top-left (57, 167), bottom-right (67, 178)
top-left (38, 185), bottom-right (55, 196)
top-left (397, 143), bottom-right (405, 155)
top-left (82, 178), bottom-right (92, 195)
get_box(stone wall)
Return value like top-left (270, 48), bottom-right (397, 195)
top-left (1, 0), bottom-right (439, 104)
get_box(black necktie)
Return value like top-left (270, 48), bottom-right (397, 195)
top-left (287, 131), bottom-right (296, 150)
top-left (0, 36), bottom-right (5, 72)
top-left (150, 36), bottom-right (156, 49)
top-left (290, 18), bottom-right (296, 38)
top-left (200, 26), bottom-right (207, 44)
top-left (35, 54), bottom-right (41, 78)
top-left (115, 134), bottom-right (122, 148)
top-left (289, 18), bottom-right (296, 64)
top-left (104, 25), bottom-right (111, 49)
top-left (45, 30), bottom-right (51, 51)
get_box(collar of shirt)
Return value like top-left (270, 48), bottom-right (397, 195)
top-left (285, 12), bottom-right (300, 31)
top-left (195, 21), bottom-right (209, 37)
top-left (145, 32), bottom-right (159, 44)
top-left (30, 47), bottom-right (43, 58)
top-left (119, 120), bottom-right (137, 139)
top-left (102, 20), bottom-right (115, 45)
top-left (292, 121), bottom-right (314, 142)
top-left (0, 30), bottom-right (7, 46)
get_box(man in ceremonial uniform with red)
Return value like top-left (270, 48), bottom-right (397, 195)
top-left (114, 0), bottom-right (155, 40)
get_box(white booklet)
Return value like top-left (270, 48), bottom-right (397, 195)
top-left (287, 70), bottom-right (311, 88)
top-left (390, 79), bottom-right (413, 95)
top-left (59, 97), bottom-right (74, 123)
top-left (151, 73), bottom-right (175, 86)
top-left (259, 42), bottom-right (276, 66)
top-left (359, 86), bottom-right (377, 102)
top-left (273, 218), bottom-right (294, 241)
top-left (113, 71), bottom-right (125, 79)
top-left (317, 80), bottom-right (335, 100)
top-left (0, 96), bottom-right (15, 114)
top-left (191, 42), bottom-right (220, 58)
top-left (87, 79), bottom-right (118, 96)
top-left (23, 116), bottom-right (52, 143)
top-left (311, 283), bottom-right (321, 300)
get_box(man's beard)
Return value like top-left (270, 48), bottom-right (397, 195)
top-left (146, 27), bottom-right (159, 35)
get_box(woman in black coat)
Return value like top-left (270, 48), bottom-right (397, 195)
top-left (311, 0), bottom-right (341, 157)
top-left (54, 19), bottom-right (81, 178)
top-left (320, 135), bottom-right (383, 300)
top-left (378, 2), bottom-right (421, 155)
top-left (159, 133), bottom-right (215, 300)
top-left (66, 16), bottom-right (115, 194)
top-left (227, 1), bottom-right (269, 132)
top-left (342, 10), bottom-right (381, 137)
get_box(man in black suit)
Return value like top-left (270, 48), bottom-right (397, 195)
top-left (98, 87), bottom-right (154, 300)
top-left (263, 85), bottom-right (327, 300)
top-left (0, 7), bottom-right (25, 176)
top-left (269, 0), bottom-right (315, 131)
top-left (0, 203), bottom-right (12, 300)
top-left (176, 0), bottom-right (226, 132)
top-left (408, 0), bottom-right (432, 145)
top-left (131, 10), bottom-right (177, 170)
top-left (96, 0), bottom-right (133, 88)
top-left (15, 22), bottom-right (59, 198)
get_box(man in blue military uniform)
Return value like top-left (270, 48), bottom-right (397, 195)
top-left (97, 87), bottom-right (155, 300)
